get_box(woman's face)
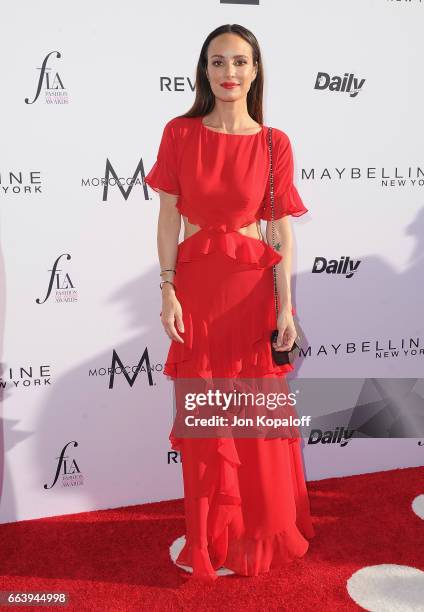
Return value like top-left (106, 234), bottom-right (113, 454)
top-left (205, 33), bottom-right (257, 102)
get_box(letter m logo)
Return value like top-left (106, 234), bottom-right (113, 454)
top-left (102, 158), bottom-right (149, 202)
top-left (109, 348), bottom-right (154, 388)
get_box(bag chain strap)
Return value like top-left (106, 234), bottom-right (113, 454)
top-left (267, 126), bottom-right (280, 326)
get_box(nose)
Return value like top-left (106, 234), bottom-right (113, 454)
top-left (225, 61), bottom-right (237, 79)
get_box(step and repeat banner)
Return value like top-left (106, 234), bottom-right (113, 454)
top-left (1, 1), bottom-right (423, 523)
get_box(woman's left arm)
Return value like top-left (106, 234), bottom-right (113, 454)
top-left (265, 216), bottom-right (297, 351)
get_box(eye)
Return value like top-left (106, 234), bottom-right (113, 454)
top-left (211, 59), bottom-right (248, 67)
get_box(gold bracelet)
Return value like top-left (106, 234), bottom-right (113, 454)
top-left (160, 269), bottom-right (176, 276)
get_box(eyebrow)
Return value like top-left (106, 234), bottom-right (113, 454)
top-left (210, 54), bottom-right (248, 59)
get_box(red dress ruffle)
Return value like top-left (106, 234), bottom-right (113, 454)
top-left (174, 435), bottom-right (314, 580)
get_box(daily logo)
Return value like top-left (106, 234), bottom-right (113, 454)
top-left (44, 441), bottom-right (83, 489)
top-left (314, 72), bottom-right (366, 97)
top-left (308, 427), bottom-right (356, 447)
top-left (35, 254), bottom-right (77, 304)
top-left (312, 256), bottom-right (361, 278)
top-left (25, 51), bottom-right (68, 105)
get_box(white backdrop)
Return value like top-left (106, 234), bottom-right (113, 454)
top-left (1, 0), bottom-right (423, 523)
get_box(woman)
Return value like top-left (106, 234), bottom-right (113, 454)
top-left (145, 23), bottom-right (315, 582)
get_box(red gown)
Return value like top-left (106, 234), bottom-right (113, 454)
top-left (145, 115), bottom-right (315, 581)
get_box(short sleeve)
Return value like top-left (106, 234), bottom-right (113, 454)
top-left (144, 119), bottom-right (180, 196)
top-left (259, 131), bottom-right (308, 221)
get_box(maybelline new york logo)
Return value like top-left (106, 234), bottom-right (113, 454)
top-left (25, 51), bottom-right (68, 105)
top-left (44, 441), bottom-right (83, 489)
top-left (314, 71), bottom-right (366, 97)
top-left (82, 158), bottom-right (149, 202)
top-left (297, 336), bottom-right (422, 361)
top-left (36, 254), bottom-right (77, 304)
top-left (0, 365), bottom-right (51, 389)
top-left (301, 165), bottom-right (423, 186)
top-left (0, 170), bottom-right (42, 196)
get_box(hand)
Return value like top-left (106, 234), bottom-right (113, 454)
top-left (272, 309), bottom-right (296, 352)
top-left (160, 285), bottom-right (185, 343)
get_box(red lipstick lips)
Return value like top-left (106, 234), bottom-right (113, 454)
top-left (221, 82), bottom-right (239, 89)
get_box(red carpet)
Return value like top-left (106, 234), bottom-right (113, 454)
top-left (0, 465), bottom-right (423, 611)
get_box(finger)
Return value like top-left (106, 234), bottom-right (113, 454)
top-left (273, 333), bottom-right (296, 351)
top-left (175, 312), bottom-right (185, 334)
top-left (160, 312), bottom-right (184, 342)
top-left (165, 319), bottom-right (184, 343)
top-left (275, 328), bottom-right (286, 347)
top-left (165, 325), bottom-right (184, 343)
top-left (281, 335), bottom-right (297, 350)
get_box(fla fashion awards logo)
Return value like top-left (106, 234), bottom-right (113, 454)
top-left (24, 51), bottom-right (68, 105)
top-left (35, 254), bottom-right (77, 304)
top-left (44, 441), bottom-right (83, 489)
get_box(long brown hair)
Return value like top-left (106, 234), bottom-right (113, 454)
top-left (179, 24), bottom-right (264, 125)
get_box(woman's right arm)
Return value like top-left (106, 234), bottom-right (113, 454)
top-left (157, 190), bottom-right (185, 343)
